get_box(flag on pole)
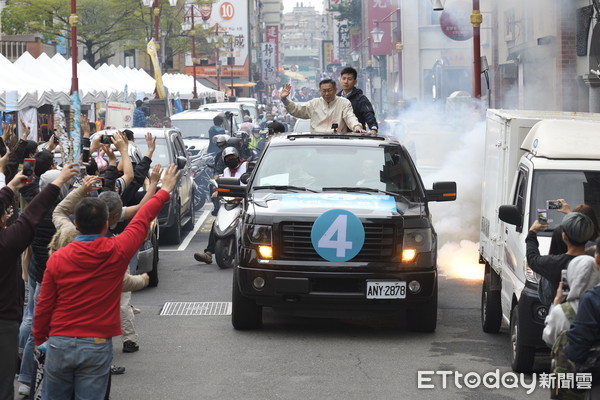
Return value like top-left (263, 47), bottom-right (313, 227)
top-left (147, 39), bottom-right (167, 100)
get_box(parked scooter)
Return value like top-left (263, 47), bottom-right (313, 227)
top-left (191, 153), bottom-right (215, 210)
top-left (212, 178), bottom-right (242, 269)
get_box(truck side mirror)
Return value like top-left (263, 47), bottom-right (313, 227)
top-left (498, 205), bottom-right (521, 227)
top-left (216, 177), bottom-right (247, 198)
top-left (426, 181), bottom-right (457, 202)
top-left (176, 156), bottom-right (187, 170)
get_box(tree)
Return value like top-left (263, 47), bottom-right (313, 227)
top-left (329, 0), bottom-right (361, 30)
top-left (1, 0), bottom-right (149, 67)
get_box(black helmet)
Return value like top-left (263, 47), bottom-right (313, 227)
top-left (222, 146), bottom-right (239, 161)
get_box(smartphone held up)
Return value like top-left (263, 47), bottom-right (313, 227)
top-left (22, 158), bottom-right (35, 184)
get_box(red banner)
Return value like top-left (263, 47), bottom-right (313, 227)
top-left (367, 0), bottom-right (397, 56)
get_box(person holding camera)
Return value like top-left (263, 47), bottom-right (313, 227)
top-left (33, 164), bottom-right (180, 400)
top-left (527, 212), bottom-right (596, 306)
top-left (548, 200), bottom-right (600, 256)
top-left (0, 164), bottom-right (78, 400)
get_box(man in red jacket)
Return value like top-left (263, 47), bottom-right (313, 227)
top-left (0, 164), bottom-right (78, 400)
top-left (33, 164), bottom-right (180, 400)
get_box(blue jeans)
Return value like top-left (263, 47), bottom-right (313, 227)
top-left (43, 336), bottom-right (112, 400)
top-left (18, 276), bottom-right (36, 354)
top-left (19, 281), bottom-right (41, 385)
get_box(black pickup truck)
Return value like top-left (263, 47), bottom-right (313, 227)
top-left (218, 133), bottom-right (456, 331)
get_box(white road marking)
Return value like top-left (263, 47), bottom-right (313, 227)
top-left (160, 210), bottom-right (211, 252)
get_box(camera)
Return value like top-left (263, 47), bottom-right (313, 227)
top-left (547, 200), bottom-right (562, 210)
top-left (53, 134), bottom-right (60, 144)
top-left (331, 123), bottom-right (339, 132)
top-left (100, 135), bottom-right (112, 145)
top-left (561, 269), bottom-right (570, 295)
top-left (91, 177), bottom-right (104, 190)
top-left (22, 158), bottom-right (35, 184)
top-left (537, 208), bottom-right (548, 225)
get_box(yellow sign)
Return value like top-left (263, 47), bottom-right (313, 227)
top-left (147, 39), bottom-right (167, 100)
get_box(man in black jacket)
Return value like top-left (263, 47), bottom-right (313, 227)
top-left (337, 66), bottom-right (378, 135)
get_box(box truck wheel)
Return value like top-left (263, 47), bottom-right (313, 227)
top-left (232, 268), bottom-right (263, 330)
top-left (510, 304), bottom-right (535, 373)
top-left (407, 280), bottom-right (437, 332)
top-left (481, 272), bottom-right (502, 333)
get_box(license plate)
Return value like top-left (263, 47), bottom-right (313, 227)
top-left (366, 281), bottom-right (406, 299)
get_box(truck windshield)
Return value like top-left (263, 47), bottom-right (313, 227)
top-left (530, 170), bottom-right (600, 232)
top-left (251, 144), bottom-right (422, 201)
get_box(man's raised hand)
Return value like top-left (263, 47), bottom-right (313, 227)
top-left (279, 83), bottom-right (292, 101)
top-left (160, 164), bottom-right (180, 193)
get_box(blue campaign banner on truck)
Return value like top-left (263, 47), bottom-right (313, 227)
top-left (311, 209), bottom-right (365, 262)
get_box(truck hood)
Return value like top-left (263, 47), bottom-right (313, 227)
top-left (248, 192), bottom-right (423, 218)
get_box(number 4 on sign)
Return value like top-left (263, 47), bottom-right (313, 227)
top-left (318, 215), bottom-right (353, 257)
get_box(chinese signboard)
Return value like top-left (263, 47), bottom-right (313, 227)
top-left (366, 0), bottom-right (396, 56)
top-left (322, 40), bottom-right (334, 72)
top-left (261, 43), bottom-right (277, 84)
top-left (334, 19), bottom-right (350, 63)
top-left (264, 24), bottom-right (279, 83)
top-left (440, 0), bottom-right (473, 41)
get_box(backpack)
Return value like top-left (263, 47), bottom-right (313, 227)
top-left (550, 302), bottom-right (586, 400)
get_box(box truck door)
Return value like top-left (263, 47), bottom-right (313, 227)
top-left (501, 164), bottom-right (530, 316)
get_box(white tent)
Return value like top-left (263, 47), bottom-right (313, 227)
top-left (162, 73), bottom-right (224, 101)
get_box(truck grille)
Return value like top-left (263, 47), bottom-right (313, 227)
top-left (280, 221), bottom-right (396, 262)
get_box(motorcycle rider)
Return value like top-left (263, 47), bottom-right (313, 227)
top-left (194, 147), bottom-right (247, 265)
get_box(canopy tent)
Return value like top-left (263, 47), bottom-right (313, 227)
top-left (162, 73), bottom-right (225, 101)
top-left (0, 52), bottom-right (226, 111)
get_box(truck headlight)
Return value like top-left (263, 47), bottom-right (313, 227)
top-left (401, 229), bottom-right (432, 263)
top-left (244, 224), bottom-right (272, 245)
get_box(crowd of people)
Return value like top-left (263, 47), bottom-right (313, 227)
top-left (0, 116), bottom-right (179, 400)
top-left (527, 200), bottom-right (600, 397)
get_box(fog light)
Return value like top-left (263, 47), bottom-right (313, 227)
top-left (402, 249), bottom-right (417, 263)
top-left (253, 277), bottom-right (265, 290)
top-left (408, 280), bottom-right (421, 293)
top-left (258, 245), bottom-right (273, 259)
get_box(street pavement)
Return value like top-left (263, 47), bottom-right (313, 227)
top-left (100, 207), bottom-right (552, 400)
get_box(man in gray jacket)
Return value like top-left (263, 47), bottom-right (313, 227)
top-left (279, 79), bottom-right (364, 134)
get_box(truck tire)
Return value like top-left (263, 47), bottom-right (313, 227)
top-left (481, 272), bottom-right (502, 333)
top-left (215, 237), bottom-right (236, 269)
top-left (232, 268), bottom-right (262, 330)
top-left (407, 281), bottom-right (437, 332)
top-left (510, 304), bottom-right (535, 373)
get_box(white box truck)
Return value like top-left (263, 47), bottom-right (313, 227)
top-left (479, 109), bottom-right (600, 373)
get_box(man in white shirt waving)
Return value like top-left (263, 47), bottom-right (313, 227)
top-left (279, 79), bottom-right (365, 134)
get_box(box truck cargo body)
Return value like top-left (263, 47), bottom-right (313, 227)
top-left (479, 109), bottom-right (600, 373)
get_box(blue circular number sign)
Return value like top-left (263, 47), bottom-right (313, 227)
top-left (310, 209), bottom-right (365, 262)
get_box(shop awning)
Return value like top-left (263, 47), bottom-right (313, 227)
top-left (223, 78), bottom-right (257, 87)
top-left (283, 70), bottom-right (308, 81)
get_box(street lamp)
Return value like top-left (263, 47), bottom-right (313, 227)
top-left (370, 25), bottom-right (385, 45)
top-left (351, 50), bottom-right (360, 63)
top-left (182, 4), bottom-right (198, 98)
top-left (69, 0), bottom-right (78, 94)
top-left (430, 0), bottom-right (446, 11)
top-left (142, 0), bottom-right (177, 66)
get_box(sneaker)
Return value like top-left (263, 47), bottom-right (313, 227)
top-left (110, 365), bottom-right (126, 375)
top-left (194, 251), bottom-right (213, 264)
top-left (122, 340), bottom-right (139, 353)
top-left (18, 383), bottom-right (30, 396)
top-left (131, 305), bottom-right (141, 314)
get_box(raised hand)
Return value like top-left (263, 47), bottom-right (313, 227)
top-left (279, 83), bottom-right (292, 101)
top-left (52, 163), bottom-right (79, 187)
top-left (149, 164), bottom-right (162, 186)
top-left (160, 164), bottom-right (180, 193)
top-left (81, 175), bottom-right (100, 193)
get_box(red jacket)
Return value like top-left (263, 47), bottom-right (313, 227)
top-left (33, 189), bottom-right (169, 346)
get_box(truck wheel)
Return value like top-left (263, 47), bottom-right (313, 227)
top-left (148, 231), bottom-right (159, 287)
top-left (510, 304), bottom-right (535, 373)
top-left (407, 281), bottom-right (437, 332)
top-left (481, 272), bottom-right (502, 333)
top-left (215, 237), bottom-right (236, 269)
top-left (232, 268), bottom-right (262, 330)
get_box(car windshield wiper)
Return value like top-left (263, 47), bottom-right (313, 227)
top-left (253, 185), bottom-right (318, 193)
top-left (185, 136), bottom-right (205, 139)
top-left (322, 186), bottom-right (400, 197)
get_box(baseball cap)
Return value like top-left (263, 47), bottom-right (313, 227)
top-left (561, 212), bottom-right (595, 245)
